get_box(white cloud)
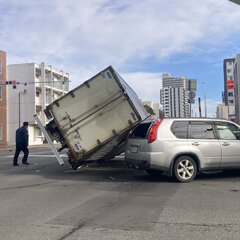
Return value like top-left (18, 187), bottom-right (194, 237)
top-left (1, 0), bottom-right (240, 117)
top-left (122, 72), bottom-right (162, 103)
top-left (2, 0), bottom-right (240, 66)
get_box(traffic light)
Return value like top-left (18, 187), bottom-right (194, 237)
top-left (12, 80), bottom-right (17, 89)
top-left (5, 80), bottom-right (18, 88)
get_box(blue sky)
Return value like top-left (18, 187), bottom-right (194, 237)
top-left (1, 0), bottom-right (240, 116)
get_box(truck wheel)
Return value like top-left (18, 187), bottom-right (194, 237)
top-left (173, 156), bottom-right (197, 182)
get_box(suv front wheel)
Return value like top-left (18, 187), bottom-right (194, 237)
top-left (173, 156), bottom-right (197, 182)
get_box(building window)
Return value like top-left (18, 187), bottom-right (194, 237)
top-left (228, 92), bottom-right (234, 97)
top-left (0, 125), bottom-right (2, 140)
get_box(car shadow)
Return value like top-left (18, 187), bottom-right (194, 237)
top-left (6, 156), bottom-right (240, 183)
top-left (196, 169), bottom-right (240, 181)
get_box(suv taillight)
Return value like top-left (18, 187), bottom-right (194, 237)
top-left (148, 120), bottom-right (161, 143)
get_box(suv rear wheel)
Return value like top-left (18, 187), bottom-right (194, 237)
top-left (173, 156), bottom-right (197, 182)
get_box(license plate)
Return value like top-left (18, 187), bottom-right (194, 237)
top-left (130, 146), bottom-right (138, 153)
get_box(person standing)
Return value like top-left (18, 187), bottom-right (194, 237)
top-left (13, 121), bottom-right (29, 166)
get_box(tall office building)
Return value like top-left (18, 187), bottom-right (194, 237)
top-left (0, 50), bottom-right (7, 147)
top-left (223, 58), bottom-right (235, 120)
top-left (234, 54), bottom-right (240, 124)
top-left (7, 62), bottom-right (69, 145)
top-left (160, 73), bottom-right (196, 117)
top-left (223, 58), bottom-right (235, 106)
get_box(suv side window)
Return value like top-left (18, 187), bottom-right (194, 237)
top-left (189, 121), bottom-right (215, 139)
top-left (215, 122), bottom-right (240, 140)
top-left (171, 121), bottom-right (188, 139)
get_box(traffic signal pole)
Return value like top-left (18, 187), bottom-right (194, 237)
top-left (18, 92), bottom-right (20, 128)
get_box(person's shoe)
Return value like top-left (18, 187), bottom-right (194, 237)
top-left (22, 162), bottom-right (30, 165)
top-left (13, 163), bottom-right (19, 166)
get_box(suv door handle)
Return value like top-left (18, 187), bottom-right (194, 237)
top-left (222, 142), bottom-right (230, 146)
top-left (192, 142), bottom-right (199, 146)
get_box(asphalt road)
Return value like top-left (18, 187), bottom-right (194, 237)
top-left (1, 146), bottom-right (240, 240)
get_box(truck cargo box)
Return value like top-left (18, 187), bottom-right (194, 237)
top-left (36, 66), bottom-right (148, 169)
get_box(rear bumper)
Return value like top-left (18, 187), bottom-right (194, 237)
top-left (125, 150), bottom-right (171, 173)
top-left (125, 159), bottom-right (150, 170)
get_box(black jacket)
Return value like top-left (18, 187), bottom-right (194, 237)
top-left (16, 126), bottom-right (29, 146)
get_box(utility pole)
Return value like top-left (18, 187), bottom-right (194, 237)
top-left (18, 92), bottom-right (21, 128)
top-left (198, 97), bottom-right (202, 117)
top-left (202, 82), bottom-right (207, 117)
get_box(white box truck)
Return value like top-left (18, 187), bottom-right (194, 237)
top-left (34, 66), bottom-right (148, 169)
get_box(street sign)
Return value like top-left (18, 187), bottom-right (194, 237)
top-left (188, 90), bottom-right (196, 99)
top-left (227, 80), bottom-right (234, 89)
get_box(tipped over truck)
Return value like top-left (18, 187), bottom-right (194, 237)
top-left (34, 66), bottom-right (148, 169)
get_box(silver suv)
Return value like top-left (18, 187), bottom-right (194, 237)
top-left (125, 118), bottom-right (240, 182)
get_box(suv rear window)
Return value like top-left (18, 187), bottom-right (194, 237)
top-left (171, 121), bottom-right (188, 139)
top-left (130, 122), bottom-right (152, 139)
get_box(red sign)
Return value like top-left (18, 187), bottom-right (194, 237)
top-left (227, 80), bottom-right (234, 89)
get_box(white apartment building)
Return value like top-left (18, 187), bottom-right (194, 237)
top-left (160, 73), bottom-right (196, 117)
top-left (216, 103), bottom-right (235, 120)
top-left (7, 62), bottom-right (69, 145)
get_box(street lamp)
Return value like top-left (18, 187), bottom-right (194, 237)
top-left (18, 89), bottom-right (27, 128)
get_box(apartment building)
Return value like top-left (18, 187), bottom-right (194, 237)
top-left (160, 73), bottom-right (196, 117)
top-left (7, 62), bottom-right (69, 145)
top-left (0, 50), bottom-right (7, 147)
top-left (216, 103), bottom-right (235, 120)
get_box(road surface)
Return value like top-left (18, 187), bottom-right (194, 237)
top-left (0, 146), bottom-right (240, 240)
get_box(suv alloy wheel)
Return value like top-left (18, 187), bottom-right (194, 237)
top-left (173, 156), bottom-right (197, 182)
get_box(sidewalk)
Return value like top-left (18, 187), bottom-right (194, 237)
top-left (0, 143), bottom-right (56, 151)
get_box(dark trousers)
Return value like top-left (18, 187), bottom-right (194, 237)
top-left (13, 144), bottom-right (29, 164)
